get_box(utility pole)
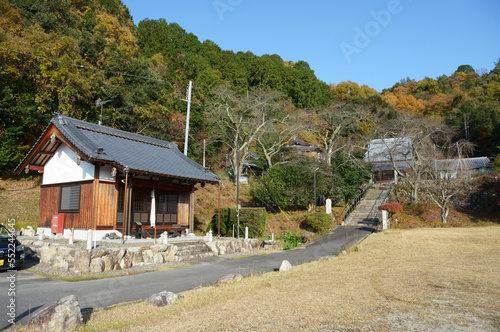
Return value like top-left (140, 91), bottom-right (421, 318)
top-left (236, 142), bottom-right (240, 239)
top-left (236, 141), bottom-right (248, 239)
top-left (314, 167), bottom-right (319, 212)
top-left (183, 81), bottom-right (193, 156)
top-left (95, 99), bottom-right (113, 126)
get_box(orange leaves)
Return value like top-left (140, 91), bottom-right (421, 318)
top-left (378, 201), bottom-right (403, 213)
top-left (422, 93), bottom-right (452, 115)
top-left (395, 94), bottom-right (424, 115)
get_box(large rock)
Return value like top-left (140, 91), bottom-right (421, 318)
top-left (153, 252), bottom-right (165, 264)
top-left (28, 295), bottom-right (83, 332)
top-left (279, 260), bottom-right (292, 272)
top-left (146, 291), bottom-right (184, 307)
top-left (150, 244), bottom-right (169, 255)
top-left (120, 256), bottom-right (132, 269)
top-left (90, 258), bottom-right (105, 273)
top-left (162, 245), bottom-right (178, 262)
top-left (40, 245), bottom-right (58, 264)
top-left (91, 248), bottom-right (107, 259)
top-left (216, 273), bottom-right (243, 285)
top-left (73, 250), bottom-right (91, 273)
top-left (125, 247), bottom-right (143, 266)
top-left (143, 249), bottom-right (154, 264)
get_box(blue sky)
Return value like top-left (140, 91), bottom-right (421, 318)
top-left (122, 0), bottom-right (500, 92)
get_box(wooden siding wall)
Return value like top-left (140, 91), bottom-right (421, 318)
top-left (177, 192), bottom-right (190, 226)
top-left (38, 182), bottom-right (94, 229)
top-left (39, 186), bottom-right (60, 227)
top-left (96, 182), bottom-right (117, 227)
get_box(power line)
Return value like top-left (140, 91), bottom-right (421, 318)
top-left (0, 46), bottom-right (171, 84)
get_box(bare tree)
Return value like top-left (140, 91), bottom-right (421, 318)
top-left (206, 86), bottom-right (286, 180)
top-left (256, 107), bottom-right (306, 168)
top-left (311, 102), bottom-right (371, 165)
top-left (373, 113), bottom-right (450, 205)
top-left (421, 150), bottom-right (475, 223)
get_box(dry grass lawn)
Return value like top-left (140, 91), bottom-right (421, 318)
top-left (0, 177), bottom-right (40, 229)
top-left (81, 227), bottom-right (500, 331)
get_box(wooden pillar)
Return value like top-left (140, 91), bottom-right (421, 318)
top-left (189, 190), bottom-right (195, 232)
top-left (121, 168), bottom-right (129, 241)
top-left (93, 165), bottom-right (100, 232)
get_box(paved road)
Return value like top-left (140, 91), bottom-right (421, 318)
top-left (0, 226), bottom-right (374, 329)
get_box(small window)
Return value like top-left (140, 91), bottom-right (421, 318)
top-left (59, 185), bottom-right (81, 212)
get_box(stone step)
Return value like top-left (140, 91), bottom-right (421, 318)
top-left (343, 183), bottom-right (391, 226)
top-left (174, 241), bottom-right (214, 261)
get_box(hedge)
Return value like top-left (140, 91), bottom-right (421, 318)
top-left (378, 202), bottom-right (403, 213)
top-left (210, 207), bottom-right (266, 238)
top-left (304, 212), bottom-right (333, 233)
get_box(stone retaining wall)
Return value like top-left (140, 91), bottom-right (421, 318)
top-left (20, 238), bottom-right (259, 273)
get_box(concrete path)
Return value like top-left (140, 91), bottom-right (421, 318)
top-left (0, 226), bottom-right (375, 329)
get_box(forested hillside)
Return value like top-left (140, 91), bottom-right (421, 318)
top-left (1, 0), bottom-right (499, 179)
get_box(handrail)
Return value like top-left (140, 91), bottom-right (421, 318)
top-left (340, 179), bottom-right (373, 225)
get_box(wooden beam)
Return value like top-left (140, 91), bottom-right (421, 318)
top-left (29, 165), bottom-right (44, 173)
top-left (39, 151), bottom-right (55, 157)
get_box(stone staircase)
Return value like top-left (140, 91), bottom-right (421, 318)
top-left (343, 183), bottom-right (391, 227)
top-left (174, 241), bottom-right (215, 261)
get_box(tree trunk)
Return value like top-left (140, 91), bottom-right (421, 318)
top-left (410, 184), bottom-right (418, 206)
top-left (441, 205), bottom-right (449, 223)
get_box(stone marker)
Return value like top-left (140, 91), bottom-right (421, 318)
top-left (146, 291), bottom-right (184, 307)
top-left (279, 260), bottom-right (292, 272)
top-left (326, 198), bottom-right (332, 215)
top-left (28, 295), bottom-right (83, 332)
top-left (216, 273), bottom-right (243, 285)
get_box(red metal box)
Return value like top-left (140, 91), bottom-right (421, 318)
top-left (51, 214), bottom-right (65, 234)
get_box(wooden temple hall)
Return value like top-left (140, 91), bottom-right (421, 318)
top-left (15, 113), bottom-right (219, 240)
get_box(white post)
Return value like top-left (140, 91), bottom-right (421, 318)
top-left (326, 199), bottom-right (332, 215)
top-left (209, 230), bottom-right (213, 243)
top-left (382, 210), bottom-right (388, 230)
top-left (245, 226), bottom-right (248, 240)
top-left (183, 80), bottom-right (193, 156)
top-left (271, 233), bottom-right (274, 241)
top-left (162, 232), bottom-right (168, 245)
top-left (86, 229), bottom-right (92, 250)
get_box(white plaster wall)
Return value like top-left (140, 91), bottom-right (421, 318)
top-left (99, 164), bottom-right (116, 182)
top-left (43, 143), bottom-right (95, 185)
top-left (38, 227), bottom-right (121, 241)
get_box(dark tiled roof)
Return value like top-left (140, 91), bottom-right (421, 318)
top-left (52, 113), bottom-right (219, 183)
top-left (434, 157), bottom-right (491, 171)
top-left (365, 138), bottom-right (412, 163)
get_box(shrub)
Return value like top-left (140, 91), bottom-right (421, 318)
top-left (304, 212), bottom-right (332, 233)
top-left (209, 207), bottom-right (266, 238)
top-left (378, 201), bottom-right (403, 213)
top-left (279, 231), bottom-right (302, 250)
